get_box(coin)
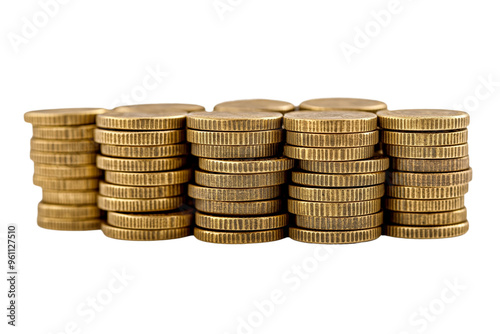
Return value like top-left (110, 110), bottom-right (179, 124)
top-left (295, 212), bottom-right (383, 230)
top-left (99, 182), bottom-right (184, 199)
top-left (96, 155), bottom-right (186, 172)
top-left (96, 106), bottom-right (187, 130)
top-left (188, 184), bottom-right (281, 201)
top-left (195, 212), bottom-right (288, 231)
top-left (286, 130), bottom-right (378, 147)
top-left (386, 185), bottom-right (469, 199)
top-left (284, 145), bottom-right (375, 161)
top-left (32, 125), bottom-right (96, 140)
top-left (194, 227), bottom-right (285, 244)
top-left (37, 216), bottom-right (102, 231)
top-left (101, 223), bottom-right (191, 241)
top-left (187, 111), bottom-right (283, 131)
top-left (30, 151), bottom-right (96, 165)
top-left (377, 109), bottom-right (470, 131)
top-left (289, 184), bottom-right (385, 202)
top-left (195, 170), bottom-right (286, 188)
top-left (97, 195), bottom-right (183, 212)
top-left (289, 227), bottom-right (382, 244)
top-left (187, 129), bottom-right (282, 145)
top-left (388, 208), bottom-right (467, 226)
top-left (33, 175), bottom-right (99, 190)
top-left (385, 197), bottom-right (465, 212)
top-left (288, 199), bottom-right (381, 216)
top-left (213, 99), bottom-right (295, 113)
top-left (94, 129), bottom-right (185, 146)
top-left (195, 199), bottom-right (282, 215)
top-left (42, 190), bottom-right (97, 205)
top-left (107, 210), bottom-right (193, 229)
top-left (24, 108), bottom-right (107, 126)
top-left (100, 143), bottom-right (188, 158)
top-left (384, 144), bottom-right (468, 159)
top-left (389, 169), bottom-right (473, 186)
top-left (104, 169), bottom-right (191, 186)
top-left (191, 143), bottom-right (279, 158)
top-left (292, 171), bottom-right (385, 187)
top-left (283, 111), bottom-right (377, 133)
top-left (37, 202), bottom-right (100, 219)
top-left (299, 98), bottom-right (387, 112)
top-left (385, 221), bottom-right (469, 239)
top-left (34, 164), bottom-right (101, 178)
top-left (299, 155), bottom-right (389, 174)
top-left (124, 103), bottom-right (205, 113)
top-left (381, 129), bottom-right (468, 146)
top-left (30, 138), bottom-right (99, 152)
top-left (198, 157), bottom-right (294, 174)
top-left (391, 157), bottom-right (470, 172)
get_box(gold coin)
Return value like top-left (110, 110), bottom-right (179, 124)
top-left (295, 211), bottom-right (383, 230)
top-left (391, 157), bottom-right (470, 172)
top-left (198, 157), bottom-right (294, 174)
top-left (213, 99), bottom-right (295, 113)
top-left (288, 199), bottom-right (381, 217)
top-left (388, 208), bottom-right (467, 226)
top-left (107, 210), bottom-right (193, 229)
top-left (30, 138), bottom-right (99, 152)
top-left (283, 111), bottom-right (377, 133)
top-left (188, 184), bottom-right (280, 201)
top-left (33, 175), bottom-right (99, 190)
top-left (385, 221), bottom-right (469, 239)
top-left (292, 171), bottom-right (385, 187)
top-left (94, 129), bottom-right (185, 146)
top-left (289, 227), bottom-right (382, 244)
top-left (96, 155), bottom-right (186, 172)
top-left (32, 125), bottom-right (96, 140)
top-left (99, 181), bottom-right (184, 198)
top-left (34, 164), bottom-right (101, 178)
top-left (30, 151), bottom-right (96, 165)
top-left (195, 170), bottom-right (286, 188)
top-left (384, 144), bottom-right (468, 159)
top-left (194, 199), bottom-right (281, 215)
top-left (377, 109), bottom-right (470, 131)
top-left (187, 129), bottom-right (282, 145)
top-left (42, 190), bottom-right (97, 205)
top-left (101, 223), bottom-right (191, 241)
top-left (104, 169), bottom-right (191, 186)
top-left (284, 145), bottom-right (375, 161)
top-left (299, 155), bottom-right (389, 174)
top-left (100, 143), bottom-right (188, 158)
top-left (37, 202), bottom-right (100, 219)
top-left (97, 195), bottom-right (183, 212)
top-left (37, 216), bottom-right (102, 231)
top-left (195, 212), bottom-right (288, 231)
top-left (381, 129), bottom-right (468, 146)
top-left (194, 227), bottom-right (285, 244)
top-left (96, 106), bottom-right (187, 130)
top-left (299, 98), bottom-right (387, 112)
top-left (385, 197), bottom-right (465, 212)
top-left (24, 108), bottom-right (107, 126)
top-left (390, 168), bottom-right (473, 186)
top-left (387, 185), bottom-right (469, 199)
top-left (191, 143), bottom-right (279, 158)
top-left (126, 103), bottom-right (205, 112)
top-left (286, 130), bottom-right (378, 147)
top-left (187, 111), bottom-right (283, 131)
top-left (289, 184), bottom-right (384, 202)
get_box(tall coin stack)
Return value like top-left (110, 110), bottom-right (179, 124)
top-left (283, 111), bottom-right (388, 244)
top-left (94, 104), bottom-right (204, 241)
top-left (378, 109), bottom-right (471, 239)
top-left (214, 99), bottom-right (296, 113)
top-left (25, 108), bottom-right (107, 231)
top-left (186, 111), bottom-right (293, 244)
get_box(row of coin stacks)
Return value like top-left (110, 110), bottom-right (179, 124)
top-left (186, 111), bottom-right (294, 244)
top-left (283, 111), bottom-right (388, 244)
top-left (93, 104), bottom-right (204, 241)
top-left (377, 109), bottom-right (472, 239)
top-left (25, 108), bottom-right (107, 231)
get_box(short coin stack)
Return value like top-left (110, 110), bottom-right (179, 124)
top-left (186, 111), bottom-right (293, 244)
top-left (283, 111), bottom-right (388, 244)
top-left (94, 104), bottom-right (204, 241)
top-left (378, 109), bottom-right (471, 239)
top-left (214, 99), bottom-right (295, 113)
top-left (25, 108), bottom-right (107, 231)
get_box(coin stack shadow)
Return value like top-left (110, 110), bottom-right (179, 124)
top-left (283, 111), bottom-right (389, 244)
top-left (25, 108), bottom-right (107, 231)
top-left (378, 109), bottom-right (472, 239)
top-left (93, 105), bottom-right (202, 241)
top-left (186, 111), bottom-right (293, 244)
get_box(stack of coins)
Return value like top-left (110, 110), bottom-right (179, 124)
top-left (94, 104), bottom-right (204, 241)
top-left (378, 109), bottom-right (471, 239)
top-left (283, 111), bottom-right (388, 244)
top-left (25, 108), bottom-right (107, 231)
top-left (214, 99), bottom-right (295, 113)
top-left (186, 111), bottom-right (293, 244)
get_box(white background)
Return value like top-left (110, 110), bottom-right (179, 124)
top-left (1, 0), bottom-right (499, 333)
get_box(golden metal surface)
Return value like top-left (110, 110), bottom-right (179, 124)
top-left (32, 125), bottom-right (96, 140)
top-left (195, 170), bottom-right (286, 188)
top-left (284, 145), bottom-right (375, 161)
top-left (30, 151), bottom-right (96, 165)
top-left (198, 157), bottom-right (294, 174)
top-left (384, 144), bottom-right (468, 159)
top-left (386, 185), bottom-right (469, 199)
top-left (194, 199), bottom-right (282, 216)
top-left (298, 155), bottom-right (389, 174)
top-left (191, 143), bottom-right (279, 158)
top-left (42, 190), bottom-right (98, 205)
top-left (289, 227), bottom-right (382, 244)
top-left (30, 138), bottom-right (99, 152)
top-left (292, 171), bottom-right (385, 187)
top-left (295, 212), bottom-right (383, 230)
top-left (385, 221), bottom-right (469, 239)
top-left (385, 197), bottom-right (465, 212)
top-left (107, 210), bottom-right (193, 229)
top-left (188, 184), bottom-right (281, 201)
top-left (194, 227), bottom-right (285, 244)
top-left (289, 184), bottom-right (384, 202)
top-left (388, 208), bottom-right (467, 226)
top-left (100, 143), bottom-right (188, 158)
top-left (96, 155), bottom-right (186, 172)
top-left (391, 157), bottom-right (470, 172)
top-left (99, 182), bottom-right (184, 199)
top-left (94, 129), bottom-right (185, 146)
top-left (34, 164), bottom-right (101, 178)
top-left (24, 108), bottom-right (107, 126)
top-left (286, 130), bottom-right (378, 147)
top-left (37, 202), bottom-right (101, 219)
top-left (97, 195), bottom-right (183, 212)
top-left (390, 169), bottom-right (473, 187)
top-left (33, 175), bottom-right (99, 190)
top-left (377, 109), bottom-right (470, 131)
top-left (213, 99), bottom-right (295, 113)
top-left (37, 216), bottom-right (102, 231)
top-left (96, 106), bottom-right (188, 130)
top-left (187, 111), bottom-right (283, 131)
top-left (104, 169), bottom-right (191, 186)
top-left (283, 111), bottom-right (377, 133)
top-left (381, 129), bottom-right (468, 146)
top-left (299, 98), bottom-right (387, 112)
top-left (195, 212), bottom-right (288, 231)
top-left (288, 199), bottom-right (381, 217)
top-left (101, 223), bottom-right (191, 241)
top-left (187, 129), bottom-right (282, 145)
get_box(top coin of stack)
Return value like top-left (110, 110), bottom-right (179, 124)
top-left (378, 109), bottom-right (471, 239)
top-left (25, 108), bottom-right (107, 231)
top-left (299, 97), bottom-right (387, 112)
top-left (186, 111), bottom-right (293, 244)
top-left (214, 99), bottom-right (295, 114)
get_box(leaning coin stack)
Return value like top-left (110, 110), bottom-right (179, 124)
top-left (378, 109), bottom-right (471, 239)
top-left (283, 111), bottom-right (388, 244)
top-left (25, 108), bottom-right (107, 231)
top-left (214, 99), bottom-right (295, 113)
top-left (186, 111), bottom-right (293, 244)
top-left (94, 104), bottom-right (204, 241)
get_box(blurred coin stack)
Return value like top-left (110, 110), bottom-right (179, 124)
top-left (378, 109), bottom-right (471, 239)
top-left (283, 111), bottom-right (388, 244)
top-left (214, 99), bottom-right (295, 113)
top-left (94, 104), bottom-right (204, 241)
top-left (25, 108), bottom-right (107, 231)
top-left (186, 111), bottom-right (293, 244)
